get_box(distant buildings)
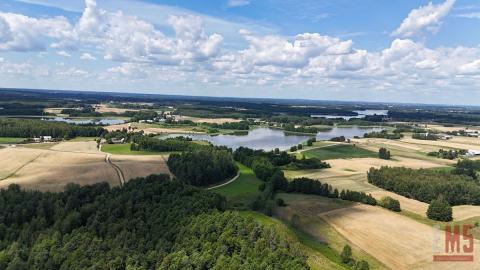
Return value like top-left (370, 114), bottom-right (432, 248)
top-left (466, 150), bottom-right (480, 157)
top-left (33, 136), bottom-right (53, 142)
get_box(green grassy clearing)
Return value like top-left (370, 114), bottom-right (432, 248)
top-left (101, 143), bottom-right (168, 155)
top-left (213, 163), bottom-right (262, 208)
top-left (0, 137), bottom-right (25, 144)
top-left (302, 144), bottom-right (377, 160)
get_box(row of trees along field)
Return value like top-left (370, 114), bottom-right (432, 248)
top-left (427, 149), bottom-right (467, 160)
top-left (363, 130), bottom-right (403, 139)
top-left (0, 118), bottom-right (105, 138)
top-left (167, 147), bottom-right (239, 186)
top-left (232, 147), bottom-right (376, 215)
top-left (367, 165), bottom-right (480, 205)
top-left (0, 176), bottom-right (308, 269)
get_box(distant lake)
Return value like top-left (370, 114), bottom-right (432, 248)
top-left (311, 109), bottom-right (388, 120)
top-left (160, 126), bottom-right (383, 151)
top-left (43, 117), bottom-right (125, 125)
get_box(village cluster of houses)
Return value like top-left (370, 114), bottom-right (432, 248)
top-left (33, 136), bottom-right (53, 143)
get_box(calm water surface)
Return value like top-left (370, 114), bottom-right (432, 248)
top-left (161, 126), bottom-right (383, 151)
top-left (43, 117), bottom-right (125, 125)
top-left (311, 109), bottom-right (388, 120)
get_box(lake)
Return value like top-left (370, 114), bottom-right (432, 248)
top-left (43, 117), bottom-right (125, 125)
top-left (160, 126), bottom-right (383, 151)
top-left (311, 109), bottom-right (388, 120)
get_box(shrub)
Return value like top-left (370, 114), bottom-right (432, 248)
top-left (276, 198), bottom-right (286, 207)
top-left (378, 147), bottom-right (391, 160)
top-left (379, 196), bottom-right (401, 212)
top-left (341, 245), bottom-right (353, 264)
top-left (427, 196), bottom-right (453, 221)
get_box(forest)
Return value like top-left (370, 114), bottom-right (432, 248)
top-left (167, 147), bottom-right (239, 186)
top-left (0, 118), bottom-right (105, 138)
top-left (131, 135), bottom-right (200, 152)
top-left (367, 166), bottom-right (480, 205)
top-left (0, 175), bottom-right (308, 269)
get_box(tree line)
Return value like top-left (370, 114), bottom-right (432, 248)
top-left (367, 166), bottom-right (480, 205)
top-left (130, 135), bottom-right (201, 152)
top-left (0, 118), bottom-right (105, 138)
top-left (0, 175), bottom-right (307, 269)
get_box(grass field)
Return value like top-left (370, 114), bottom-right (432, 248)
top-left (302, 144), bottom-right (377, 160)
top-left (0, 137), bottom-right (25, 144)
top-left (213, 163), bottom-right (262, 208)
top-left (101, 143), bottom-right (167, 155)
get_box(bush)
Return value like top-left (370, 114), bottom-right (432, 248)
top-left (290, 145), bottom-right (298, 152)
top-left (378, 147), bottom-right (391, 160)
top-left (427, 196), bottom-right (452, 221)
top-left (330, 136), bottom-right (346, 142)
top-left (276, 198), bottom-right (286, 207)
top-left (341, 245), bottom-right (353, 264)
top-left (355, 260), bottom-right (370, 270)
top-left (379, 196), bottom-right (401, 212)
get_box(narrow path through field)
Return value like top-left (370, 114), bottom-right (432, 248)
top-left (0, 153), bottom-right (43, 180)
top-left (206, 172), bottom-right (240, 190)
top-left (105, 154), bottom-right (125, 186)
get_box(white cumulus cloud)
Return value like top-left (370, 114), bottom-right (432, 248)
top-left (393, 0), bottom-right (456, 38)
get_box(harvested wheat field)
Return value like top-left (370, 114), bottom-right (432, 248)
top-left (0, 147), bottom-right (43, 180)
top-left (178, 116), bottom-right (241, 124)
top-left (0, 149), bottom-right (118, 191)
top-left (400, 137), bottom-right (480, 151)
top-left (110, 154), bottom-right (170, 182)
top-left (94, 104), bottom-right (138, 113)
top-left (43, 107), bottom-right (68, 115)
top-left (321, 204), bottom-right (480, 270)
top-left (105, 123), bottom-right (202, 134)
top-left (0, 142), bottom-right (171, 192)
top-left (50, 141), bottom-right (99, 153)
top-left (328, 156), bottom-right (444, 172)
top-left (370, 190), bottom-right (480, 221)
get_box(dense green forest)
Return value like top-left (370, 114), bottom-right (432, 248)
top-left (0, 175), bottom-right (308, 269)
top-left (363, 130), bottom-right (402, 140)
top-left (206, 121), bottom-right (250, 130)
top-left (367, 166), bottom-right (480, 205)
top-left (0, 118), bottom-right (105, 138)
top-left (167, 148), bottom-right (238, 186)
top-left (131, 136), bottom-right (200, 152)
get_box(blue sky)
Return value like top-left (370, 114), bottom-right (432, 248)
top-left (0, 0), bottom-right (479, 104)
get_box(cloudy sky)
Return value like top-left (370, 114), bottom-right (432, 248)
top-left (0, 0), bottom-right (479, 104)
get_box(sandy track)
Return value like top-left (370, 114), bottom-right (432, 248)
top-left (321, 204), bottom-right (480, 270)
